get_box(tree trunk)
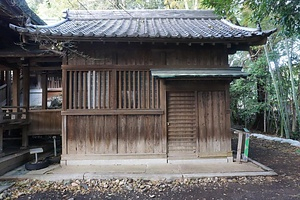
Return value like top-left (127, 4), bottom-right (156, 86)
top-left (264, 45), bottom-right (290, 138)
top-left (285, 38), bottom-right (300, 133)
top-left (264, 92), bottom-right (267, 132)
top-left (252, 80), bottom-right (266, 131)
top-left (194, 0), bottom-right (198, 9)
top-left (184, 0), bottom-right (189, 9)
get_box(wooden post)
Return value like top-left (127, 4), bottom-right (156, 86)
top-left (236, 132), bottom-right (243, 163)
top-left (5, 70), bottom-right (11, 106)
top-left (22, 66), bottom-right (30, 108)
top-left (41, 72), bottom-right (48, 109)
top-left (12, 69), bottom-right (20, 107)
top-left (160, 79), bottom-right (167, 155)
top-left (112, 70), bottom-right (117, 109)
top-left (0, 71), bottom-right (4, 84)
top-left (62, 69), bottom-right (67, 110)
top-left (61, 115), bottom-right (67, 156)
top-left (0, 126), bottom-right (3, 154)
top-left (21, 125), bottom-right (29, 149)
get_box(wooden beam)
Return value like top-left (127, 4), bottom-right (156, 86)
top-left (28, 66), bottom-right (62, 71)
top-left (61, 64), bottom-right (230, 71)
top-left (0, 50), bottom-right (59, 58)
top-left (61, 109), bottom-right (164, 116)
top-left (30, 57), bottom-right (62, 63)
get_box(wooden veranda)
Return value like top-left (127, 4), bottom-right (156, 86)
top-left (0, 0), bottom-right (62, 155)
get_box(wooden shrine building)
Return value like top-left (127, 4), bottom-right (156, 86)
top-left (0, 0), bottom-right (62, 154)
top-left (10, 9), bottom-right (275, 165)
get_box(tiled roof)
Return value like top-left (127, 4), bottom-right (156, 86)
top-left (0, 0), bottom-right (45, 25)
top-left (9, 9), bottom-right (275, 44)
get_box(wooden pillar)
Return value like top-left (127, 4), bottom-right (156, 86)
top-left (41, 72), bottom-right (48, 109)
top-left (22, 66), bottom-right (30, 108)
top-left (0, 71), bottom-right (4, 84)
top-left (160, 79), bottom-right (167, 154)
top-left (21, 125), bottom-right (29, 149)
top-left (236, 132), bottom-right (243, 163)
top-left (12, 69), bottom-right (20, 107)
top-left (112, 70), bottom-right (117, 109)
top-left (62, 69), bottom-right (67, 110)
top-left (0, 126), bottom-right (3, 153)
top-left (62, 115), bottom-right (67, 155)
top-left (21, 66), bottom-right (30, 149)
top-left (225, 83), bottom-right (232, 158)
top-left (6, 70), bottom-right (11, 106)
top-left (61, 68), bottom-right (67, 165)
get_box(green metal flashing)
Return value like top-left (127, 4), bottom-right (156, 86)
top-left (151, 68), bottom-right (248, 79)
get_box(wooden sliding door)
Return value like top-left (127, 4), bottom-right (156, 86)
top-left (167, 91), bottom-right (198, 159)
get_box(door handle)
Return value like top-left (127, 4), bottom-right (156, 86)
top-left (167, 122), bottom-right (170, 126)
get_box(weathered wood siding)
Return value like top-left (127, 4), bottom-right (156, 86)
top-left (167, 92), bottom-right (197, 158)
top-left (166, 81), bottom-right (231, 158)
top-left (198, 91), bottom-right (230, 157)
top-left (67, 43), bottom-right (228, 68)
top-left (28, 110), bottom-right (62, 135)
top-left (61, 42), bottom-right (231, 160)
top-left (66, 115), bottom-right (163, 154)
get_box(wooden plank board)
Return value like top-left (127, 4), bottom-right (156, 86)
top-left (103, 116), bottom-right (118, 153)
top-left (85, 116), bottom-right (94, 154)
top-left (206, 91), bottom-right (214, 155)
top-left (212, 91), bottom-right (221, 152)
top-left (198, 91), bottom-right (207, 156)
top-left (67, 116), bottom-right (77, 154)
top-left (198, 90), bottom-right (228, 157)
top-left (167, 92), bottom-right (197, 158)
top-left (78, 71), bottom-right (82, 109)
top-left (117, 115), bottom-right (163, 154)
top-left (74, 71), bottom-right (78, 109)
top-left (83, 72), bottom-right (87, 109)
top-left (77, 116), bottom-right (86, 154)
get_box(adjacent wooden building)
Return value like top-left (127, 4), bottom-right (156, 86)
top-left (0, 0), bottom-right (62, 154)
top-left (10, 9), bottom-right (275, 165)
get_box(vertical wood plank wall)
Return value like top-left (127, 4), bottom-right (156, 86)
top-left (28, 110), bottom-right (62, 135)
top-left (166, 81), bottom-right (231, 157)
top-left (63, 43), bottom-right (231, 158)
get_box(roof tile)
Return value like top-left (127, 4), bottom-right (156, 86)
top-left (9, 9), bottom-right (276, 44)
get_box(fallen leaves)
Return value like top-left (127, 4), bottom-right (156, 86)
top-left (2, 175), bottom-right (279, 199)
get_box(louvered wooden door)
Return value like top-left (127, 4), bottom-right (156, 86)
top-left (167, 92), bottom-right (198, 159)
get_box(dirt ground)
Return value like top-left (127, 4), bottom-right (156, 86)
top-left (3, 136), bottom-right (300, 200)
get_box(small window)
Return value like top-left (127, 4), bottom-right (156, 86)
top-left (117, 70), bottom-right (160, 109)
top-left (67, 70), bottom-right (112, 109)
top-left (66, 69), bottom-right (160, 110)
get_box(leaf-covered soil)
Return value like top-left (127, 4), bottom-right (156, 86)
top-left (2, 136), bottom-right (300, 200)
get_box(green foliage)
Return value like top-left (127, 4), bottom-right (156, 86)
top-left (203, 0), bottom-right (300, 37)
top-left (27, 0), bottom-right (208, 18)
top-left (125, 0), bottom-right (165, 9)
top-left (163, 0), bottom-right (207, 9)
top-left (230, 56), bottom-right (270, 127)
